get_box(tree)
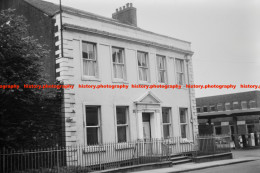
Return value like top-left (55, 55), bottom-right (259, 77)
top-left (0, 9), bottom-right (62, 149)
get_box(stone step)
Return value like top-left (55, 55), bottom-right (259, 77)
top-left (172, 159), bottom-right (192, 165)
top-left (170, 156), bottom-right (189, 161)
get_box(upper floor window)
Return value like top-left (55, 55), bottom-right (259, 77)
top-left (82, 42), bottom-right (98, 77)
top-left (241, 101), bottom-right (247, 109)
top-left (175, 59), bottom-right (185, 85)
top-left (203, 106), bottom-right (208, 112)
top-left (116, 106), bottom-right (129, 143)
top-left (217, 103), bottom-right (223, 111)
top-left (233, 101), bottom-right (239, 110)
top-left (112, 47), bottom-right (126, 80)
top-left (179, 108), bottom-right (189, 139)
top-left (249, 100), bottom-right (256, 109)
top-left (225, 103), bottom-right (231, 111)
top-left (196, 107), bottom-right (201, 113)
top-left (157, 55), bottom-right (167, 83)
top-left (137, 51), bottom-right (149, 82)
top-left (162, 108), bottom-right (171, 139)
top-left (210, 105), bottom-right (216, 112)
top-left (85, 106), bottom-right (101, 145)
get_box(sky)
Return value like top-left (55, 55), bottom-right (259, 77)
top-left (45, 0), bottom-right (260, 97)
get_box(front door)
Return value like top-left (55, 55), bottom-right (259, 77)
top-left (143, 122), bottom-right (151, 139)
top-left (142, 113), bottom-right (151, 140)
top-left (142, 113), bottom-right (152, 154)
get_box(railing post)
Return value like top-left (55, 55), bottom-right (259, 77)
top-left (56, 144), bottom-right (60, 173)
top-left (2, 147), bottom-right (5, 173)
top-left (99, 143), bottom-right (101, 171)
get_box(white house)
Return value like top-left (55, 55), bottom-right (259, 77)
top-left (52, 2), bottom-right (198, 150)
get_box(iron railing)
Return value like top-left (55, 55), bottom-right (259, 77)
top-left (0, 137), bottom-right (196, 173)
top-left (196, 135), bottom-right (231, 156)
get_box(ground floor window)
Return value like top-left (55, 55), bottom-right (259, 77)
top-left (179, 108), bottom-right (188, 138)
top-left (116, 106), bottom-right (129, 142)
top-left (214, 126), bottom-right (222, 135)
top-left (162, 107), bottom-right (171, 139)
top-left (247, 124), bottom-right (254, 133)
top-left (85, 106), bottom-right (101, 145)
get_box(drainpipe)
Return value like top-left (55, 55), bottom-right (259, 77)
top-left (59, 0), bottom-right (64, 57)
top-left (185, 55), bottom-right (195, 143)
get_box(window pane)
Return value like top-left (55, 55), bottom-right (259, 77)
top-left (114, 64), bottom-right (123, 79)
top-left (162, 108), bottom-right (170, 123)
top-left (247, 124), bottom-right (254, 133)
top-left (249, 100), bottom-right (256, 108)
top-left (181, 125), bottom-right (187, 138)
top-left (180, 108), bottom-right (187, 123)
top-left (203, 107), bottom-right (208, 112)
top-left (87, 43), bottom-right (95, 60)
top-left (233, 102), bottom-right (239, 109)
top-left (112, 48), bottom-right (123, 63)
top-left (225, 103), bottom-right (231, 110)
top-left (158, 56), bottom-right (165, 69)
top-left (112, 48), bottom-right (125, 79)
top-left (163, 125), bottom-right (170, 139)
top-left (241, 102), bottom-right (247, 109)
top-left (159, 71), bottom-right (165, 83)
top-left (86, 107), bottom-right (99, 126)
top-left (177, 73), bottom-right (184, 85)
top-left (117, 126), bottom-right (127, 142)
top-left (138, 54), bottom-right (142, 66)
top-left (116, 107), bottom-right (126, 124)
top-left (83, 60), bottom-right (96, 76)
top-left (210, 106), bottom-right (216, 111)
top-left (82, 42), bottom-right (96, 60)
top-left (142, 68), bottom-right (148, 81)
top-left (176, 59), bottom-right (184, 72)
top-left (82, 42), bottom-right (89, 59)
top-left (87, 128), bottom-right (98, 145)
top-left (180, 114), bottom-right (186, 123)
top-left (215, 126), bottom-right (221, 135)
top-left (217, 104), bottom-right (223, 111)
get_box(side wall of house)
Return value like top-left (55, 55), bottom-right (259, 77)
top-left (0, 0), bottom-right (64, 146)
top-left (0, 0), bottom-right (57, 84)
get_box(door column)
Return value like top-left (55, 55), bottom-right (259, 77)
top-left (137, 110), bottom-right (144, 139)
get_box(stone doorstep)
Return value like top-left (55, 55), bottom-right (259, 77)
top-left (96, 161), bottom-right (172, 173)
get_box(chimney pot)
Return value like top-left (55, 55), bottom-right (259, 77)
top-left (112, 3), bottom-right (137, 26)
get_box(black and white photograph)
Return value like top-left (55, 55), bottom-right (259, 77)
top-left (0, 0), bottom-right (259, 172)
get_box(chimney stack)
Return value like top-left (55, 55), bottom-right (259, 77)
top-left (112, 3), bottom-right (137, 26)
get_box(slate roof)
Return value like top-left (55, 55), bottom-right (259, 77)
top-left (23, 0), bottom-right (192, 46)
top-left (24, 0), bottom-right (118, 22)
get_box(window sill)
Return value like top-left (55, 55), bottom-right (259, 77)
top-left (157, 82), bottom-right (168, 85)
top-left (81, 76), bottom-right (101, 82)
top-left (112, 79), bottom-right (129, 84)
top-left (138, 81), bottom-right (150, 85)
top-left (115, 143), bottom-right (135, 151)
top-left (83, 146), bottom-right (106, 154)
top-left (162, 140), bottom-right (176, 145)
top-left (180, 139), bottom-right (193, 144)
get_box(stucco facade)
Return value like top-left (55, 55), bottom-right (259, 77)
top-left (1, 0), bottom-right (198, 148)
top-left (53, 4), bottom-right (198, 147)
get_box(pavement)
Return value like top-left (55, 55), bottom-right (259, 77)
top-left (133, 148), bottom-right (260, 173)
